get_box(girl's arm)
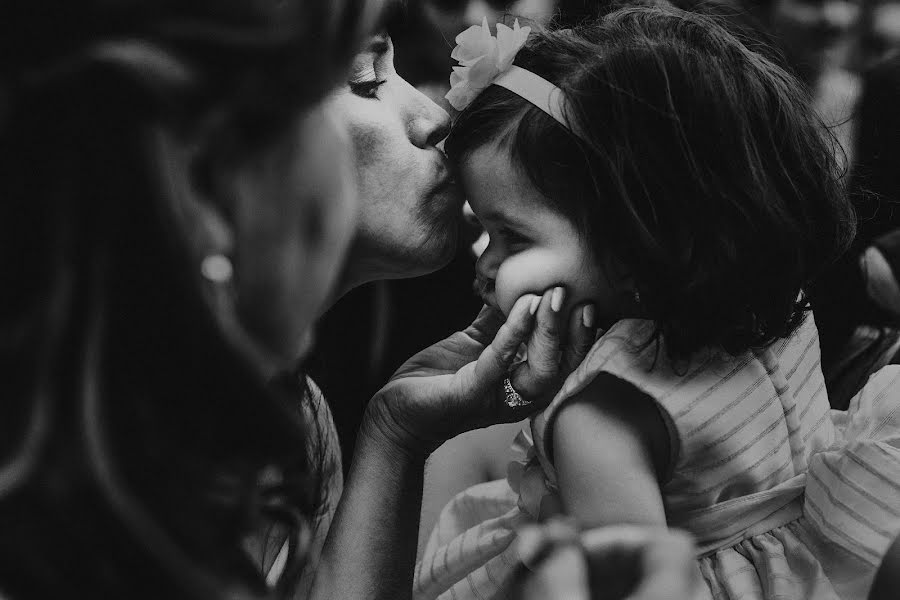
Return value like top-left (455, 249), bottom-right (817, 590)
top-left (552, 372), bottom-right (670, 528)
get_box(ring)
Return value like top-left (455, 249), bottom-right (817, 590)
top-left (503, 377), bottom-right (532, 408)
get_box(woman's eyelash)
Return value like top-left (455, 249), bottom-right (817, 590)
top-left (349, 79), bottom-right (386, 98)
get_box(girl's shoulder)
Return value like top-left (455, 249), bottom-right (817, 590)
top-left (561, 315), bottom-right (821, 410)
top-left (556, 318), bottom-right (725, 404)
top-left (535, 317), bottom-right (818, 472)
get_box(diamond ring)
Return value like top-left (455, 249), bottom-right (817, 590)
top-left (503, 377), bottom-right (532, 408)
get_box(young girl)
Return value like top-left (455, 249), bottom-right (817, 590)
top-left (415, 7), bottom-right (900, 600)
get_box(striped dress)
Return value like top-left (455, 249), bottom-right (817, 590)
top-left (415, 315), bottom-right (900, 600)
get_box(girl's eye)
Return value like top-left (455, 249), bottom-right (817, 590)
top-left (498, 228), bottom-right (529, 247)
top-left (349, 79), bottom-right (386, 99)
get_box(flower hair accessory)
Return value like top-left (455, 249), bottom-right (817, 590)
top-left (446, 18), bottom-right (582, 139)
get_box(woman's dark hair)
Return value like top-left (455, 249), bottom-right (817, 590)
top-left (0, 1), bottom-right (375, 598)
top-left (447, 6), bottom-right (855, 360)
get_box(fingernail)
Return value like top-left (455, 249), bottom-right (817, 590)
top-left (582, 304), bottom-right (595, 329)
top-left (529, 295), bottom-right (541, 315)
top-left (550, 287), bottom-right (565, 313)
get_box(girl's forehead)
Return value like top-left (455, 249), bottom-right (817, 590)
top-left (462, 145), bottom-right (548, 213)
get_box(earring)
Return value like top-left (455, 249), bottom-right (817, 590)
top-left (201, 254), bottom-right (233, 284)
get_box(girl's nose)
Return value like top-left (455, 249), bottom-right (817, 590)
top-left (475, 239), bottom-right (500, 280)
top-left (471, 230), bottom-right (490, 260)
top-left (463, 202), bottom-right (488, 258)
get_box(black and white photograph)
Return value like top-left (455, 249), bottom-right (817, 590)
top-left (1, 0), bottom-right (899, 598)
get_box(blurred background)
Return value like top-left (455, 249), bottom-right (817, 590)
top-left (310, 0), bottom-right (900, 469)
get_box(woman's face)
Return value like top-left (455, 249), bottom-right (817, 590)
top-left (331, 34), bottom-right (465, 289)
top-left (230, 100), bottom-right (358, 361)
top-left (463, 143), bottom-right (619, 322)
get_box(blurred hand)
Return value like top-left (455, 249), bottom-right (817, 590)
top-left (365, 288), bottom-right (598, 455)
top-left (514, 521), bottom-right (701, 600)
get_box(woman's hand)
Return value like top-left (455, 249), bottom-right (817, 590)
top-left (366, 287), bottom-right (598, 456)
top-left (514, 521), bottom-right (700, 600)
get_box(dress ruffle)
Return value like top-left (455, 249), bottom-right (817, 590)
top-left (694, 366), bottom-right (900, 600)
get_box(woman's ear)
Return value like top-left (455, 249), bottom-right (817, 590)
top-left (143, 120), bottom-right (236, 266)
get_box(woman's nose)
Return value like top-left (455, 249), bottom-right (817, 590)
top-left (404, 79), bottom-right (451, 149)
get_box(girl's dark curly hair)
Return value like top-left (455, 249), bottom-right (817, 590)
top-left (447, 6), bottom-right (855, 360)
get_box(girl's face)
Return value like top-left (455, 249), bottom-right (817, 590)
top-left (462, 143), bottom-right (621, 322)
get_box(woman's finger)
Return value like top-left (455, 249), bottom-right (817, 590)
top-left (513, 286), bottom-right (566, 398)
top-left (580, 527), bottom-right (699, 600)
top-left (463, 304), bottom-right (507, 346)
top-left (515, 519), bottom-right (589, 600)
top-left (579, 526), bottom-right (652, 599)
top-left (627, 531), bottom-right (700, 600)
top-left (517, 519), bottom-right (580, 570)
top-left (514, 524), bottom-right (699, 600)
top-left (561, 303), bottom-right (598, 377)
top-left (515, 544), bottom-right (589, 600)
top-left (469, 294), bottom-right (539, 390)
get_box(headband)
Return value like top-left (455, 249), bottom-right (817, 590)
top-left (446, 18), bottom-right (582, 140)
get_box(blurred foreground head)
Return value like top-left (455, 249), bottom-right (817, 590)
top-left (0, 1), bottom-right (379, 598)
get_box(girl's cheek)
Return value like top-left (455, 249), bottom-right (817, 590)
top-left (496, 253), bottom-right (606, 318)
top-left (495, 254), bottom-right (569, 316)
